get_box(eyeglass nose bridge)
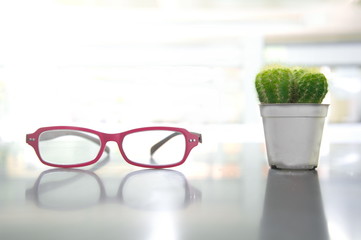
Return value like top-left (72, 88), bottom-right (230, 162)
top-left (101, 133), bottom-right (124, 145)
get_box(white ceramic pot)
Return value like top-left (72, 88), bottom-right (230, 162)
top-left (260, 104), bottom-right (329, 170)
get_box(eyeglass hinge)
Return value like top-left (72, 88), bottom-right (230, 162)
top-left (28, 137), bottom-right (36, 142)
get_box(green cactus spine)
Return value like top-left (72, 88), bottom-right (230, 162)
top-left (290, 68), bottom-right (306, 102)
top-left (255, 66), bottom-right (328, 104)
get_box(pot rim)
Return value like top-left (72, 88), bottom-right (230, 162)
top-left (259, 103), bottom-right (330, 106)
top-left (259, 103), bottom-right (329, 117)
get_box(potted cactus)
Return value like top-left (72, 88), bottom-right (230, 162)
top-left (255, 66), bottom-right (329, 170)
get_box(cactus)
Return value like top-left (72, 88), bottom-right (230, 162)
top-left (255, 66), bottom-right (328, 104)
top-left (297, 72), bottom-right (328, 103)
top-left (255, 67), bottom-right (294, 103)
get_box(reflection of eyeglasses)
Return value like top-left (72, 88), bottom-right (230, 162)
top-left (26, 169), bottom-right (202, 211)
top-left (26, 126), bottom-right (202, 168)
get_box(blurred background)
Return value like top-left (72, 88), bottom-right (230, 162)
top-left (0, 0), bottom-right (361, 141)
top-left (0, 3), bottom-right (360, 239)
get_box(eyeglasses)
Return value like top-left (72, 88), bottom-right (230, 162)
top-left (26, 126), bottom-right (202, 168)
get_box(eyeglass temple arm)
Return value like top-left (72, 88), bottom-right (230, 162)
top-left (150, 132), bottom-right (202, 156)
top-left (38, 131), bottom-right (110, 154)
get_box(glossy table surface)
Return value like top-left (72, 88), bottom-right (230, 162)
top-left (1, 125), bottom-right (361, 240)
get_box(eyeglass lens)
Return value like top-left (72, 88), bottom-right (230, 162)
top-left (122, 130), bottom-right (186, 166)
top-left (39, 130), bottom-right (102, 165)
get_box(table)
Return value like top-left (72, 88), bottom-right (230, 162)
top-left (0, 126), bottom-right (360, 240)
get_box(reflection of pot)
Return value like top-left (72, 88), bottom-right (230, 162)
top-left (259, 169), bottom-right (329, 240)
top-left (26, 169), bottom-right (201, 211)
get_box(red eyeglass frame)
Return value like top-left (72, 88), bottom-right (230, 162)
top-left (26, 126), bottom-right (202, 169)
